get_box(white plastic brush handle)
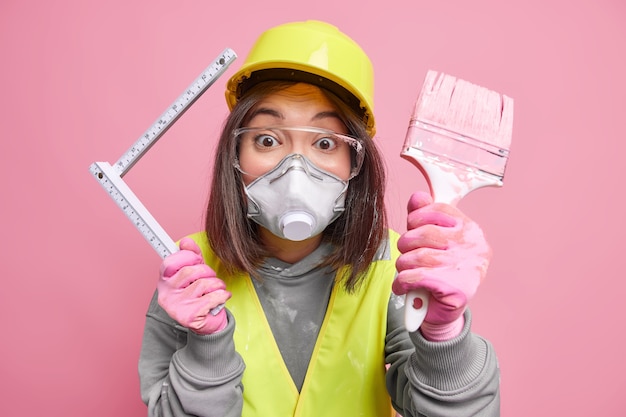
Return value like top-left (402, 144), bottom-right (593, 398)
top-left (402, 147), bottom-right (502, 332)
top-left (405, 290), bottom-right (429, 332)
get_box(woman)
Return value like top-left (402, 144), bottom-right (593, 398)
top-left (139, 20), bottom-right (500, 417)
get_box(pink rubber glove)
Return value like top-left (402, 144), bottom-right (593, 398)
top-left (157, 237), bottom-right (231, 335)
top-left (392, 191), bottom-right (492, 341)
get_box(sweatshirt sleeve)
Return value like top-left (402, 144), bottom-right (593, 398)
top-left (138, 290), bottom-right (245, 417)
top-left (385, 299), bottom-right (500, 417)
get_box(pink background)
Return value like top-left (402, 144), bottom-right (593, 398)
top-left (1, 0), bottom-right (625, 415)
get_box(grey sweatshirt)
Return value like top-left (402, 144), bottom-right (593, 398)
top-left (138, 240), bottom-right (500, 417)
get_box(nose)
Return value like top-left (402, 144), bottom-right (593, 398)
top-left (287, 132), bottom-right (310, 156)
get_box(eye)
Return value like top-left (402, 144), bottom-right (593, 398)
top-left (313, 136), bottom-right (339, 151)
top-left (254, 133), bottom-right (280, 148)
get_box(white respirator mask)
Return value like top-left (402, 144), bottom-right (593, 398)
top-left (241, 154), bottom-right (349, 241)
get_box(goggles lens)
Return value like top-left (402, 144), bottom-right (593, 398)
top-left (234, 126), bottom-right (364, 179)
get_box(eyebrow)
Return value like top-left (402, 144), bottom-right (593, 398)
top-left (247, 107), bottom-right (343, 124)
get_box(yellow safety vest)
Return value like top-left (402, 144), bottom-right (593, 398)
top-left (189, 231), bottom-right (399, 417)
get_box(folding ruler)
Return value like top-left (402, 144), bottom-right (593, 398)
top-left (89, 48), bottom-right (236, 313)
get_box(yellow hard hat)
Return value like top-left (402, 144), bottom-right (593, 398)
top-left (226, 20), bottom-right (376, 136)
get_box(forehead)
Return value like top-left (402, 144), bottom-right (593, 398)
top-left (246, 83), bottom-right (346, 129)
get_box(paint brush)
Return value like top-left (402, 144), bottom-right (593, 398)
top-left (401, 70), bottom-right (514, 332)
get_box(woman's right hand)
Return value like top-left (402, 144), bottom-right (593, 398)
top-left (157, 237), bottom-right (231, 335)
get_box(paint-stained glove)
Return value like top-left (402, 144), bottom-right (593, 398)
top-left (393, 191), bottom-right (492, 341)
top-left (157, 237), bottom-right (231, 335)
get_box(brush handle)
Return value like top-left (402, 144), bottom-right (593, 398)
top-left (401, 147), bottom-right (502, 332)
top-left (405, 290), bottom-right (429, 332)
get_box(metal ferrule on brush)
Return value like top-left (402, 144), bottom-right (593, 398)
top-left (405, 118), bottom-right (510, 182)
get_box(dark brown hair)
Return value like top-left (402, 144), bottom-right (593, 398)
top-left (204, 81), bottom-right (387, 292)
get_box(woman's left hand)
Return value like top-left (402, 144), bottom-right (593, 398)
top-left (392, 191), bottom-right (492, 341)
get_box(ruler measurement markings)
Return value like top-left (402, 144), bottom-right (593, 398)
top-left (115, 50), bottom-right (236, 176)
top-left (90, 161), bottom-right (178, 258)
top-left (90, 48), bottom-right (236, 315)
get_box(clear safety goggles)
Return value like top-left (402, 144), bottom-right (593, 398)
top-left (233, 126), bottom-right (365, 179)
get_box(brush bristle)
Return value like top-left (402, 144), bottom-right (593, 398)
top-left (414, 70), bottom-right (514, 149)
